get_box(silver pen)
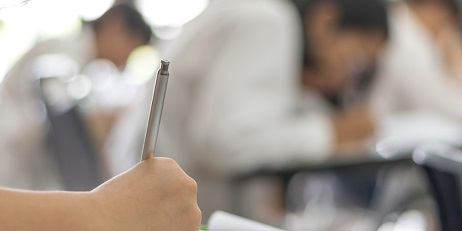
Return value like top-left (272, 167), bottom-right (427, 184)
top-left (141, 60), bottom-right (170, 161)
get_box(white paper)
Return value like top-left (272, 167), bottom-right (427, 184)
top-left (207, 211), bottom-right (286, 231)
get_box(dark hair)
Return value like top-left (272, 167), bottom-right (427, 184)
top-left (92, 4), bottom-right (152, 45)
top-left (292, 0), bottom-right (389, 107)
top-left (292, 0), bottom-right (389, 68)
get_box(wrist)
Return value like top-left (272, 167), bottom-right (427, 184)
top-left (84, 191), bottom-right (117, 231)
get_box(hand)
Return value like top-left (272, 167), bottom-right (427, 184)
top-left (90, 157), bottom-right (201, 231)
top-left (332, 106), bottom-right (375, 151)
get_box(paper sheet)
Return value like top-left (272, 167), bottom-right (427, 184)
top-left (207, 211), bottom-right (286, 231)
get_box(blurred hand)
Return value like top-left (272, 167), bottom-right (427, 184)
top-left (332, 106), bottom-right (375, 152)
top-left (91, 157), bottom-right (201, 231)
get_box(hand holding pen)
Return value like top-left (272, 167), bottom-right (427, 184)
top-left (136, 60), bottom-right (202, 230)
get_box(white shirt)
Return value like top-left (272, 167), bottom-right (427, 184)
top-left (371, 4), bottom-right (462, 120)
top-left (157, 0), bottom-right (334, 177)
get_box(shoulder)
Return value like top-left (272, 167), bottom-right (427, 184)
top-left (189, 0), bottom-right (300, 32)
top-left (231, 0), bottom-right (299, 28)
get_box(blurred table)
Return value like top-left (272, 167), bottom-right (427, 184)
top-left (232, 148), bottom-right (412, 184)
top-left (231, 149), bottom-right (414, 213)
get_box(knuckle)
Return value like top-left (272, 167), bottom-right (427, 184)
top-left (183, 177), bottom-right (198, 193)
top-left (157, 157), bottom-right (181, 170)
top-left (185, 206), bottom-right (202, 230)
top-left (195, 206), bottom-right (202, 219)
top-left (193, 206), bottom-right (202, 224)
top-left (161, 157), bottom-right (178, 166)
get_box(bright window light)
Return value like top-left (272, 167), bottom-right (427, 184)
top-left (0, 4), bottom-right (39, 84)
top-left (0, 0), bottom-right (84, 85)
top-left (74, 0), bottom-right (114, 21)
top-left (123, 45), bottom-right (159, 85)
top-left (0, 0), bottom-right (30, 9)
top-left (26, 0), bottom-right (81, 40)
top-left (135, 0), bottom-right (209, 27)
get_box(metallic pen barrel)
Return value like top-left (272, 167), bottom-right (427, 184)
top-left (141, 60), bottom-right (170, 160)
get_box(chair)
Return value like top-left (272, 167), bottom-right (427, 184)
top-left (24, 54), bottom-right (104, 191)
top-left (39, 77), bottom-right (103, 191)
top-left (413, 143), bottom-right (462, 231)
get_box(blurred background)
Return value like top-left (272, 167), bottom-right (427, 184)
top-left (0, 0), bottom-right (209, 79)
top-left (0, 0), bottom-right (209, 189)
top-left (1, 0), bottom-right (462, 230)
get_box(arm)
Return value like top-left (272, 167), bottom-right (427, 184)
top-left (332, 105), bottom-right (376, 151)
top-left (0, 190), bottom-right (101, 231)
top-left (0, 157), bottom-right (201, 231)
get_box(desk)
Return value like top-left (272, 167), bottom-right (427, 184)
top-left (231, 151), bottom-right (414, 215)
top-left (233, 152), bottom-right (412, 181)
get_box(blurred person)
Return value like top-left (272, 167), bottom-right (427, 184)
top-left (0, 4), bottom-right (152, 190)
top-left (365, 2), bottom-right (462, 230)
top-left (295, 0), bottom-right (388, 149)
top-left (108, 0), bottom-right (388, 219)
top-left (0, 2), bottom-right (200, 231)
top-left (370, 0), bottom-right (462, 120)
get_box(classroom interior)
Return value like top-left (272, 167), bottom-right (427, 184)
top-left (1, 0), bottom-right (462, 230)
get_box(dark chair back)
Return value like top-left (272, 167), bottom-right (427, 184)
top-left (413, 143), bottom-right (462, 231)
top-left (39, 78), bottom-right (103, 191)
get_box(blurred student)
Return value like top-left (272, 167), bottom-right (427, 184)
top-left (294, 0), bottom-right (388, 148)
top-left (132, 0), bottom-right (389, 217)
top-left (0, 4), bottom-right (152, 189)
top-left (371, 0), bottom-right (462, 120)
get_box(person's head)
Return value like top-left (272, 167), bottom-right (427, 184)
top-left (91, 4), bottom-right (152, 68)
top-left (293, 0), bottom-right (389, 98)
top-left (406, 0), bottom-right (461, 34)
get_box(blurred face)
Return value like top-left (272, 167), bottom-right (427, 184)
top-left (303, 4), bottom-right (387, 96)
top-left (305, 30), bottom-right (386, 96)
top-left (332, 29), bottom-right (386, 82)
top-left (95, 17), bottom-right (145, 68)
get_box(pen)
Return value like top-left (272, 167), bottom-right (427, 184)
top-left (141, 59), bottom-right (170, 161)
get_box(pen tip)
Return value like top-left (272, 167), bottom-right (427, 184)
top-left (160, 60), bottom-right (170, 71)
